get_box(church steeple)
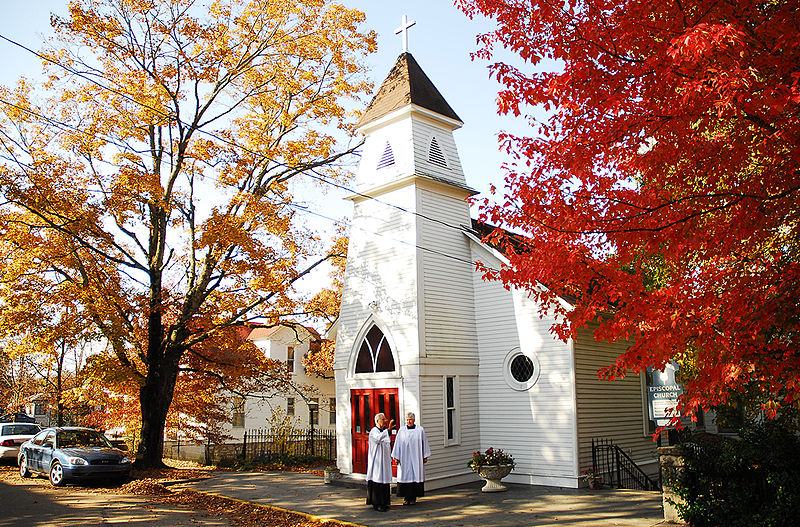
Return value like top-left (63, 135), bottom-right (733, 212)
top-left (356, 52), bottom-right (462, 131)
top-left (353, 52), bottom-right (469, 195)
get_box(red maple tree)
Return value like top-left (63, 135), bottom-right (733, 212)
top-left (456, 0), bottom-right (800, 421)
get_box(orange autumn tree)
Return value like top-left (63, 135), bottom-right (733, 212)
top-left (79, 324), bottom-right (299, 447)
top-left (0, 348), bottom-right (41, 416)
top-left (457, 0), bottom-right (800, 422)
top-left (0, 223), bottom-right (98, 426)
top-left (302, 229), bottom-right (347, 379)
top-left (0, 0), bottom-right (375, 467)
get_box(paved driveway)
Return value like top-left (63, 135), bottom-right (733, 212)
top-left (184, 471), bottom-right (666, 527)
top-left (0, 479), bottom-right (231, 527)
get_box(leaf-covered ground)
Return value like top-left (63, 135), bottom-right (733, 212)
top-left (0, 459), bottom-right (354, 527)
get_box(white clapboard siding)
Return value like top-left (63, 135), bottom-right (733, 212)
top-left (471, 241), bottom-right (579, 486)
top-left (419, 373), bottom-right (480, 488)
top-left (573, 325), bottom-right (658, 474)
top-left (225, 326), bottom-right (336, 439)
top-left (418, 189), bottom-right (478, 360)
top-left (355, 118), bottom-right (415, 193)
top-left (410, 115), bottom-right (466, 186)
top-left (335, 185), bottom-right (420, 372)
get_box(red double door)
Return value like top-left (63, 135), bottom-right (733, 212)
top-left (351, 388), bottom-right (399, 476)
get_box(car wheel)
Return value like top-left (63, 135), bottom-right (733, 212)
top-left (19, 454), bottom-right (31, 478)
top-left (49, 461), bottom-right (65, 487)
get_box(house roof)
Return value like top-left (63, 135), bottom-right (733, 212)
top-left (356, 52), bottom-right (461, 129)
top-left (246, 325), bottom-right (283, 341)
top-left (245, 322), bottom-right (322, 342)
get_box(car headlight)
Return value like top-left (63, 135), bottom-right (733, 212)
top-left (120, 456), bottom-right (131, 464)
top-left (67, 456), bottom-right (88, 465)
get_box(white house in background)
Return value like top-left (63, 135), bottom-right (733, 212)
top-left (332, 52), bottom-right (670, 490)
top-left (223, 323), bottom-right (336, 440)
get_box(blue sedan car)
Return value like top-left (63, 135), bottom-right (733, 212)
top-left (18, 427), bottom-right (132, 486)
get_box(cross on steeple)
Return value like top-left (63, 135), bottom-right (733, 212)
top-left (395, 14), bottom-right (416, 53)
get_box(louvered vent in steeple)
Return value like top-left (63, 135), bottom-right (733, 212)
top-left (377, 141), bottom-right (395, 169)
top-left (428, 136), bottom-right (448, 168)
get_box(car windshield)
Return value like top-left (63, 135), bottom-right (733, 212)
top-left (57, 430), bottom-right (112, 449)
top-left (1, 424), bottom-right (40, 436)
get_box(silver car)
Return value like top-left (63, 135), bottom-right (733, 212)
top-left (18, 427), bottom-right (131, 486)
top-left (0, 422), bottom-right (41, 462)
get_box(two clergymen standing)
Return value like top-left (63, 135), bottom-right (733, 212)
top-left (366, 411), bottom-right (432, 512)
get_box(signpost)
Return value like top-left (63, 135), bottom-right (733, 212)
top-left (646, 361), bottom-right (683, 427)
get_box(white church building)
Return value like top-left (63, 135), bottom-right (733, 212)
top-left (331, 51), bottom-right (660, 490)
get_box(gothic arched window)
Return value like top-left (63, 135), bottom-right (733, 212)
top-left (355, 325), bottom-right (395, 374)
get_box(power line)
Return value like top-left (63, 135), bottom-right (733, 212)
top-left (0, 31), bottom-right (481, 240)
top-left (0, 31), bottom-right (501, 270)
top-left (0, 91), bottom-right (491, 270)
top-left (287, 203), bottom-right (490, 270)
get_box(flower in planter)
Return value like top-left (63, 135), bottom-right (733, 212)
top-left (467, 447), bottom-right (516, 472)
top-left (583, 467), bottom-right (602, 486)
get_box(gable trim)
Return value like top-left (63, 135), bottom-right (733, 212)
top-left (464, 229), bottom-right (574, 312)
top-left (357, 104), bottom-right (463, 135)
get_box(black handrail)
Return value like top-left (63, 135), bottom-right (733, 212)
top-left (592, 438), bottom-right (660, 491)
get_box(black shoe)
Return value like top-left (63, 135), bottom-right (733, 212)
top-left (378, 506), bottom-right (389, 512)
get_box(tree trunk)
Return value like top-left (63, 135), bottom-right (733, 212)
top-left (136, 353), bottom-right (180, 468)
top-left (56, 341), bottom-right (65, 427)
top-left (137, 230), bottom-right (172, 469)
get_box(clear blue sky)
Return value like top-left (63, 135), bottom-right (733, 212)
top-left (0, 1), bottom-right (524, 213)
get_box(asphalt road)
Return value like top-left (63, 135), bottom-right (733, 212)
top-left (0, 463), bottom-right (232, 527)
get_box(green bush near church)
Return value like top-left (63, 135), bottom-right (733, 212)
top-left (672, 421), bottom-right (800, 527)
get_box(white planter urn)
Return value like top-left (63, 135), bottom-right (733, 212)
top-left (476, 464), bottom-right (513, 492)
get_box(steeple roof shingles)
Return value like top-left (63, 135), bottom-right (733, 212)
top-left (356, 53), bottom-right (461, 128)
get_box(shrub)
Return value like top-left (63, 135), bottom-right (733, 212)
top-left (672, 422), bottom-right (800, 527)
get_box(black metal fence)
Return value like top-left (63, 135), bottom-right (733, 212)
top-left (591, 438), bottom-right (661, 491)
top-left (240, 427), bottom-right (336, 463)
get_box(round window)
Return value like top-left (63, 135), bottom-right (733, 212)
top-left (510, 354), bottom-right (534, 382)
top-left (502, 349), bottom-right (541, 391)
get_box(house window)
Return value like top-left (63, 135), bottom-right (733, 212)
top-left (309, 398), bottom-right (319, 426)
top-left (287, 397), bottom-right (295, 416)
top-left (232, 396), bottom-right (245, 428)
top-left (287, 346), bottom-right (295, 373)
top-left (34, 403), bottom-right (46, 416)
top-left (329, 398), bottom-right (336, 425)
top-left (354, 325), bottom-right (395, 374)
top-left (444, 376), bottom-right (458, 444)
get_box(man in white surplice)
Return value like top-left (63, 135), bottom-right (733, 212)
top-left (391, 412), bottom-right (431, 505)
top-left (366, 412), bottom-right (394, 512)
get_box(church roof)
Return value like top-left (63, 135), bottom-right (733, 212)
top-left (468, 219), bottom-right (578, 306)
top-left (356, 52), bottom-right (462, 128)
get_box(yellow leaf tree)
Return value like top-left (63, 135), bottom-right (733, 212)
top-left (0, 0), bottom-right (375, 467)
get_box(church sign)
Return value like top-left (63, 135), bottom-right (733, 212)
top-left (646, 361), bottom-right (683, 426)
